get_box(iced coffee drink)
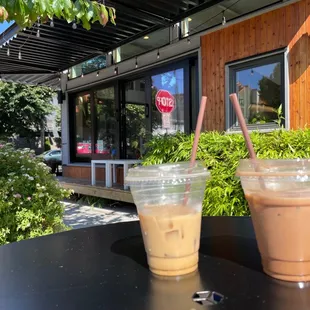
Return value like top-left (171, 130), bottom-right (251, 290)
top-left (125, 162), bottom-right (210, 276)
top-left (139, 204), bottom-right (201, 276)
top-left (237, 159), bottom-right (310, 282)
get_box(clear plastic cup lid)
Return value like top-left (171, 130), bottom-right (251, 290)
top-left (236, 159), bottom-right (310, 177)
top-left (125, 161), bottom-right (210, 185)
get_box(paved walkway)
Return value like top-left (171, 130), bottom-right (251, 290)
top-left (63, 201), bottom-right (138, 229)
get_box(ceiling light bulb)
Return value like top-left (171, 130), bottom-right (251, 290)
top-left (72, 22), bottom-right (77, 30)
top-left (36, 29), bottom-right (40, 38)
top-left (81, 73), bottom-right (84, 78)
top-left (50, 19), bottom-right (54, 27)
top-left (7, 47), bottom-right (10, 56)
top-left (222, 15), bottom-right (226, 26)
top-left (96, 71), bottom-right (99, 77)
top-left (157, 51), bottom-right (160, 59)
top-left (187, 37), bottom-right (191, 44)
top-left (18, 50), bottom-right (22, 60)
top-left (143, 36), bottom-right (149, 40)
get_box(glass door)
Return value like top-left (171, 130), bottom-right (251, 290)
top-left (123, 79), bottom-right (149, 159)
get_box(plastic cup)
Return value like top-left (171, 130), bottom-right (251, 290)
top-left (236, 159), bottom-right (310, 282)
top-left (125, 161), bottom-right (210, 277)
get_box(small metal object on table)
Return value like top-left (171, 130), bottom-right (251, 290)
top-left (91, 159), bottom-right (141, 189)
top-left (0, 217), bottom-right (309, 310)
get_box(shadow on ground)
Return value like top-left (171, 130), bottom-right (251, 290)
top-left (63, 203), bottom-right (138, 229)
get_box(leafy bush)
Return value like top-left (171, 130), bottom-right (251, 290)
top-left (142, 129), bottom-right (310, 216)
top-left (0, 144), bottom-right (71, 245)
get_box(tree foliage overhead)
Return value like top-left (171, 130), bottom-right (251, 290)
top-left (0, 81), bottom-right (55, 139)
top-left (0, 0), bottom-right (116, 30)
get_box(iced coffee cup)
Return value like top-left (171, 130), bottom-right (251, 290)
top-left (125, 161), bottom-right (210, 277)
top-left (236, 159), bottom-right (310, 282)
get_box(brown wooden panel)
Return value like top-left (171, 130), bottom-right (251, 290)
top-left (201, 0), bottom-right (310, 130)
top-left (63, 165), bottom-right (125, 185)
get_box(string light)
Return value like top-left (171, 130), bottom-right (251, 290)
top-left (157, 49), bottom-right (160, 59)
top-left (114, 66), bottom-right (118, 75)
top-left (50, 18), bottom-right (54, 27)
top-left (222, 12), bottom-right (226, 26)
top-left (96, 71), bottom-right (99, 77)
top-left (135, 57), bottom-right (138, 68)
top-left (72, 21), bottom-right (77, 29)
top-left (18, 50), bottom-right (22, 60)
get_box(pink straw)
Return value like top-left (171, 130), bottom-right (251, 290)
top-left (229, 93), bottom-right (266, 189)
top-left (229, 93), bottom-right (256, 159)
top-left (184, 96), bottom-right (207, 204)
top-left (190, 96), bottom-right (208, 165)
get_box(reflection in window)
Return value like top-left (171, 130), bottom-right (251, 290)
top-left (151, 69), bottom-right (184, 135)
top-left (125, 79), bottom-right (147, 159)
top-left (94, 87), bottom-right (117, 158)
top-left (75, 94), bottom-right (92, 157)
top-left (228, 54), bottom-right (284, 129)
top-left (70, 55), bottom-right (106, 79)
top-left (181, 0), bottom-right (279, 38)
top-left (114, 28), bottom-right (170, 63)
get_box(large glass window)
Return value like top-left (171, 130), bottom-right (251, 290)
top-left (114, 28), bottom-right (170, 63)
top-left (124, 79), bottom-right (147, 159)
top-left (75, 94), bottom-right (92, 157)
top-left (94, 87), bottom-right (118, 158)
top-left (227, 53), bottom-right (285, 130)
top-left (69, 55), bottom-right (107, 79)
top-left (181, 0), bottom-right (279, 38)
top-left (151, 69), bottom-right (185, 135)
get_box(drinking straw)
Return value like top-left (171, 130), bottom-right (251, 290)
top-left (190, 96), bottom-right (208, 166)
top-left (229, 93), bottom-right (256, 159)
top-left (229, 93), bottom-right (266, 188)
top-left (184, 96), bottom-right (207, 204)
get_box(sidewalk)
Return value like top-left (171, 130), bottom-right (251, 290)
top-left (63, 201), bottom-right (138, 229)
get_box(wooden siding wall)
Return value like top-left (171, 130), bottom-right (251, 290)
top-left (201, 0), bottom-right (310, 131)
top-left (63, 166), bottom-right (125, 184)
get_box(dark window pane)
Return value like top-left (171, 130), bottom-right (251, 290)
top-left (151, 69), bottom-right (185, 135)
top-left (94, 87), bottom-right (117, 158)
top-left (75, 94), bottom-right (92, 157)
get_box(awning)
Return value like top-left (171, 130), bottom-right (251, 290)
top-left (0, 0), bottom-right (223, 88)
top-left (0, 0), bottom-right (286, 87)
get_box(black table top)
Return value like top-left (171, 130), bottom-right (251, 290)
top-left (0, 217), bottom-right (309, 310)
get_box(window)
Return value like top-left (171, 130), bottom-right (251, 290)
top-left (94, 87), bottom-right (117, 158)
top-left (69, 55), bottom-right (106, 79)
top-left (113, 28), bottom-right (170, 63)
top-left (226, 52), bottom-right (285, 131)
top-left (75, 94), bottom-right (92, 157)
top-left (151, 69), bottom-right (185, 135)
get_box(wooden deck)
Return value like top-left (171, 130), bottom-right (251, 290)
top-left (57, 177), bottom-right (134, 204)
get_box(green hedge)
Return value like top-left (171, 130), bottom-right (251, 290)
top-left (142, 129), bottom-right (310, 216)
top-left (0, 144), bottom-right (71, 245)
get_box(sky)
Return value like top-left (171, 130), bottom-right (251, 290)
top-left (237, 63), bottom-right (278, 89)
top-left (0, 21), bottom-right (14, 35)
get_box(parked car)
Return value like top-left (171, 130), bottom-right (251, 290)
top-left (38, 149), bottom-right (62, 173)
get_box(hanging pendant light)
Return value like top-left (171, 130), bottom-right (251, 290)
top-left (222, 12), bottom-right (226, 26)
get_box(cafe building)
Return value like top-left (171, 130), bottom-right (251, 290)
top-left (0, 0), bottom-right (309, 195)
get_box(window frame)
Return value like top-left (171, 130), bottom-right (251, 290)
top-left (225, 49), bottom-right (287, 132)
